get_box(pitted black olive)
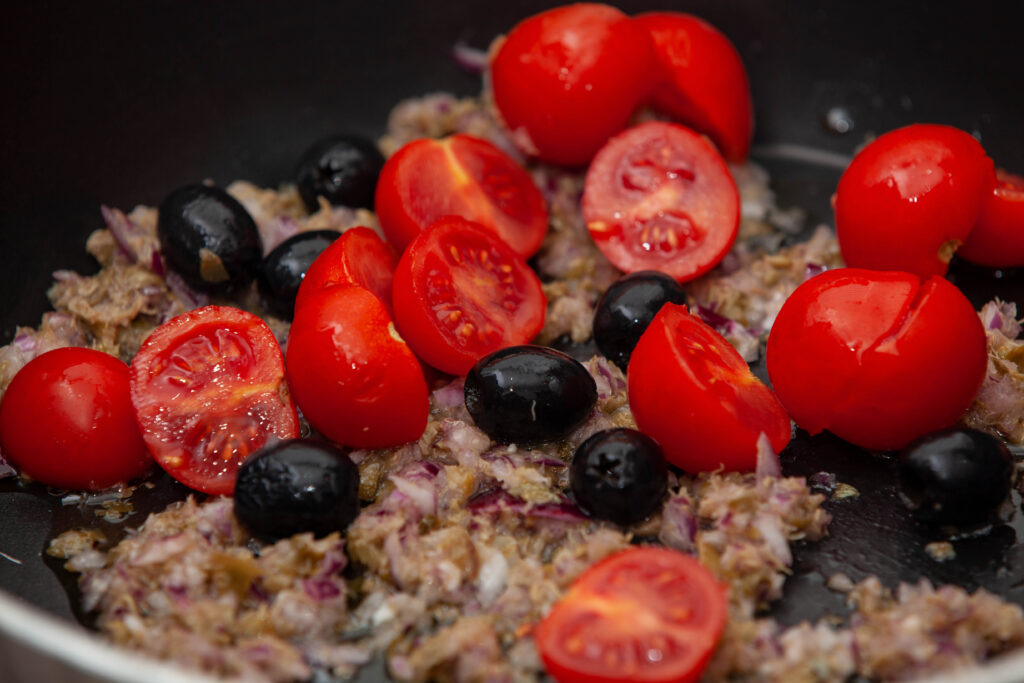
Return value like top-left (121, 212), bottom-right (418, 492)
top-left (593, 270), bottom-right (687, 370)
top-left (234, 439), bottom-right (360, 542)
top-left (898, 428), bottom-right (1013, 525)
top-left (295, 135), bottom-right (385, 211)
top-left (257, 229), bottom-right (340, 320)
top-left (570, 428), bottom-right (668, 526)
top-left (157, 184), bottom-right (262, 296)
top-left (464, 345), bottom-right (597, 444)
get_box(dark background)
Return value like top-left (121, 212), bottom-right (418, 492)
top-left (1, 0), bottom-right (1024, 661)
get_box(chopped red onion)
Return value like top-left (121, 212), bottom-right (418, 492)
top-left (101, 205), bottom-right (139, 261)
top-left (432, 378), bottom-right (465, 409)
top-left (804, 262), bottom-right (828, 280)
top-left (303, 577), bottom-right (343, 601)
top-left (51, 269), bottom-right (82, 282)
top-left (756, 432), bottom-right (782, 481)
top-left (164, 271), bottom-right (210, 310)
top-left (0, 447), bottom-right (15, 480)
top-left (451, 42), bottom-right (489, 74)
top-left (467, 488), bottom-right (586, 522)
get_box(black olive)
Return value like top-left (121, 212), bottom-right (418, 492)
top-left (593, 270), bottom-right (687, 370)
top-left (898, 428), bottom-right (1013, 525)
top-left (464, 345), bottom-right (597, 444)
top-left (570, 428), bottom-right (667, 526)
top-left (257, 230), bottom-right (340, 320)
top-left (295, 135), bottom-right (385, 212)
top-left (157, 184), bottom-right (262, 296)
top-left (234, 439), bottom-right (360, 542)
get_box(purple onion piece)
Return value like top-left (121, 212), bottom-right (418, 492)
top-left (432, 379), bottom-right (465, 409)
top-left (755, 433), bottom-right (782, 481)
top-left (451, 42), bottom-right (488, 74)
top-left (164, 271), bottom-right (210, 310)
top-left (467, 488), bottom-right (587, 522)
top-left (303, 577), bottom-right (343, 601)
top-left (804, 262), bottom-right (828, 281)
top-left (101, 205), bottom-right (139, 261)
top-left (12, 331), bottom-right (37, 354)
top-left (0, 447), bottom-right (16, 480)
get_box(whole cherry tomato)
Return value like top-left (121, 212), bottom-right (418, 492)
top-left (130, 306), bottom-right (299, 495)
top-left (834, 123), bottom-right (994, 279)
top-left (375, 134), bottom-right (548, 257)
top-left (0, 347), bottom-right (152, 490)
top-left (766, 268), bottom-right (987, 451)
top-left (634, 11), bottom-right (753, 162)
top-left (534, 546), bottom-right (727, 683)
top-left (392, 216), bottom-right (546, 376)
top-left (287, 283), bottom-right (429, 448)
top-left (957, 169), bottom-right (1024, 268)
top-left (628, 303), bottom-right (791, 472)
top-left (583, 121), bottom-right (740, 282)
top-left (294, 226), bottom-right (397, 314)
top-left (490, 3), bottom-right (656, 166)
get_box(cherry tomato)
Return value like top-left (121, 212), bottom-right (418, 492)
top-left (286, 283), bottom-right (429, 448)
top-left (534, 546), bottom-right (727, 683)
top-left (294, 226), bottom-right (397, 313)
top-left (129, 306), bottom-right (299, 495)
top-left (583, 121), bottom-right (740, 283)
top-left (628, 303), bottom-right (790, 472)
top-left (392, 216), bottom-right (546, 376)
top-left (0, 347), bottom-right (151, 490)
top-left (957, 169), bottom-right (1024, 268)
top-left (374, 133), bottom-right (548, 257)
top-left (634, 12), bottom-right (753, 163)
top-left (834, 124), bottom-right (995, 279)
top-left (766, 268), bottom-right (987, 451)
top-left (490, 3), bottom-right (656, 166)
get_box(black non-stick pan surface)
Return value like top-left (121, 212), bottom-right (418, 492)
top-left (2, 0), bottom-right (1024, 678)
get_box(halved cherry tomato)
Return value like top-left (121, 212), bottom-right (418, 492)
top-left (286, 283), bottom-right (428, 448)
top-left (534, 546), bottom-right (727, 683)
top-left (294, 226), bottom-right (397, 313)
top-left (490, 3), bottom-right (656, 167)
top-left (392, 216), bottom-right (546, 376)
top-left (634, 12), bottom-right (753, 163)
top-left (374, 133), bottom-right (548, 257)
top-left (766, 268), bottom-right (987, 451)
top-left (834, 123), bottom-right (995, 279)
top-left (129, 306), bottom-right (299, 495)
top-left (583, 121), bottom-right (740, 283)
top-left (0, 347), bottom-right (152, 491)
top-left (628, 303), bottom-right (790, 472)
top-left (957, 169), bottom-right (1024, 268)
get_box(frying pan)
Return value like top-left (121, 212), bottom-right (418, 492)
top-left (2, 1), bottom-right (1023, 681)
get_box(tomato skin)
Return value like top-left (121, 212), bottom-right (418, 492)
top-left (0, 347), bottom-right (152, 490)
top-left (534, 546), bottom-right (727, 683)
top-left (584, 121), bottom-right (740, 283)
top-left (130, 306), bottom-right (299, 495)
top-left (286, 284), bottom-right (428, 448)
top-left (392, 217), bottom-right (546, 376)
top-left (957, 169), bottom-right (1024, 268)
top-left (628, 303), bottom-right (790, 472)
top-left (374, 134), bottom-right (548, 257)
top-left (294, 226), bottom-right (397, 313)
top-left (490, 3), bottom-right (657, 166)
top-left (766, 268), bottom-right (987, 451)
top-left (834, 124), bottom-right (995, 279)
top-left (634, 12), bottom-right (753, 163)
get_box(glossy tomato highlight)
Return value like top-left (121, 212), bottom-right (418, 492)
top-left (375, 133), bottom-right (548, 256)
top-left (490, 3), bottom-right (656, 166)
top-left (287, 284), bottom-right (429, 449)
top-left (294, 226), bottom-right (397, 314)
top-left (584, 121), bottom-right (740, 283)
top-left (130, 306), bottom-right (299, 495)
top-left (766, 268), bottom-right (987, 451)
top-left (635, 12), bottom-right (753, 162)
top-left (534, 546), bottom-right (727, 683)
top-left (957, 169), bottom-right (1024, 268)
top-left (628, 303), bottom-right (790, 472)
top-left (834, 124), bottom-right (995, 279)
top-left (0, 347), bottom-right (152, 490)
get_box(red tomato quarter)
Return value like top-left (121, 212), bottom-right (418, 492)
top-left (490, 3), bottom-right (656, 166)
top-left (834, 123), bottom-right (995, 279)
top-left (766, 268), bottom-right (987, 451)
top-left (534, 546), bottom-right (727, 683)
top-left (628, 303), bottom-right (790, 472)
top-left (392, 216), bottom-right (546, 376)
top-left (287, 283), bottom-right (429, 448)
top-left (584, 121), bottom-right (740, 283)
top-left (375, 133), bottom-right (548, 257)
top-left (957, 169), bottom-right (1024, 268)
top-left (130, 306), bottom-right (299, 495)
top-left (294, 226), bottom-right (397, 313)
top-left (634, 12), bottom-right (753, 163)
top-left (0, 347), bottom-right (151, 491)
